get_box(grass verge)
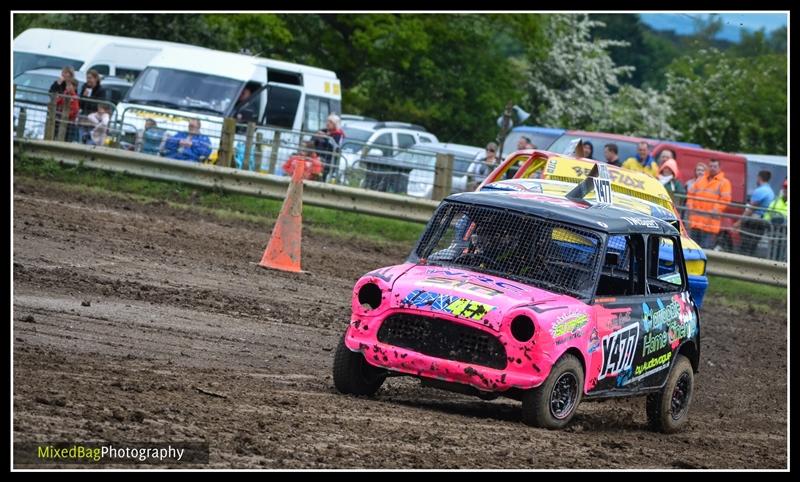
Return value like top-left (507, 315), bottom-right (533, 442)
top-left (13, 155), bottom-right (425, 246)
top-left (705, 275), bottom-right (787, 314)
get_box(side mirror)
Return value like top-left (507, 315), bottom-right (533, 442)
top-left (605, 252), bottom-right (620, 267)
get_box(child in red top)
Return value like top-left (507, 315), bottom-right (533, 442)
top-left (56, 79), bottom-right (80, 121)
top-left (282, 141), bottom-right (323, 181)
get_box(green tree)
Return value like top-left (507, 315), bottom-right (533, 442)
top-left (666, 49), bottom-right (786, 154)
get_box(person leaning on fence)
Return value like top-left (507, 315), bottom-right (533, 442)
top-left (140, 119), bottom-right (168, 156)
top-left (55, 79), bottom-right (80, 141)
top-left (282, 141), bottom-right (323, 181)
top-left (658, 158), bottom-right (686, 206)
top-left (685, 159), bottom-right (732, 250)
top-left (48, 66), bottom-right (75, 95)
top-left (163, 119), bottom-right (212, 162)
top-left (312, 114), bottom-right (345, 181)
top-left (78, 69), bottom-right (106, 115)
top-left (85, 103), bottom-right (110, 146)
top-left (734, 170), bottom-right (775, 256)
top-left (764, 179), bottom-right (787, 225)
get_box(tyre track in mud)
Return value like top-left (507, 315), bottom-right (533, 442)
top-left (13, 179), bottom-right (787, 468)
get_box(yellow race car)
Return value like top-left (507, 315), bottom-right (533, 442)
top-left (477, 150), bottom-right (708, 307)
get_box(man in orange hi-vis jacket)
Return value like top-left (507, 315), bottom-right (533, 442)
top-left (686, 159), bottom-right (732, 249)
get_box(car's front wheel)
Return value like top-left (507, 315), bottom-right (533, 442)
top-left (333, 335), bottom-right (387, 396)
top-left (521, 354), bottom-right (584, 429)
top-left (646, 354), bottom-right (694, 433)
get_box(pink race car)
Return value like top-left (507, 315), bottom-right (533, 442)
top-left (333, 168), bottom-right (700, 431)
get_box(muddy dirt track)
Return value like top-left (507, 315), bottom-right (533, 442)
top-left (13, 178), bottom-right (787, 469)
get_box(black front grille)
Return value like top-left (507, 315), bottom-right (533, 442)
top-left (377, 314), bottom-right (507, 369)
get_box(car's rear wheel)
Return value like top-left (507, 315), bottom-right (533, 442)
top-left (333, 336), bottom-right (386, 396)
top-left (646, 354), bottom-right (694, 433)
top-left (521, 354), bottom-right (583, 429)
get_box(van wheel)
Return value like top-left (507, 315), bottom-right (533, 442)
top-left (646, 354), bottom-right (694, 433)
top-left (333, 336), bottom-right (386, 396)
top-left (521, 354), bottom-right (583, 429)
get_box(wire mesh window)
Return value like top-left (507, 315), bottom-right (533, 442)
top-left (413, 201), bottom-right (603, 299)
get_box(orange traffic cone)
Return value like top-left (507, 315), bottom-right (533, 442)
top-left (258, 159), bottom-right (305, 273)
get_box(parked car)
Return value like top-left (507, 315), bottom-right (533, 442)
top-left (476, 150), bottom-right (709, 308)
top-left (334, 167), bottom-right (700, 431)
top-left (355, 142), bottom-right (481, 198)
top-left (338, 120), bottom-right (438, 182)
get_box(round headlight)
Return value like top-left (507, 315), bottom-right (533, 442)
top-left (358, 283), bottom-right (382, 310)
top-left (510, 315), bottom-right (535, 342)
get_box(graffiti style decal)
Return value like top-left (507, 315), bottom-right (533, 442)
top-left (419, 277), bottom-right (503, 298)
top-left (551, 312), bottom-right (588, 338)
top-left (571, 166), bottom-right (646, 190)
top-left (588, 328), bottom-right (600, 353)
top-left (621, 216), bottom-right (660, 229)
top-left (401, 290), bottom-right (495, 321)
top-left (642, 331), bottom-right (669, 357)
top-left (642, 299), bottom-right (681, 332)
top-left (367, 268), bottom-right (394, 283)
top-left (627, 351), bottom-right (673, 384)
top-left (555, 331), bottom-right (583, 345)
top-left (423, 269), bottom-right (525, 292)
top-left (599, 324), bottom-right (639, 381)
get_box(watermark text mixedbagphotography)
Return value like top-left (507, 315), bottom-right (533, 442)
top-left (15, 442), bottom-right (209, 465)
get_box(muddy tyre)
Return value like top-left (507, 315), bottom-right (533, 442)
top-left (521, 354), bottom-right (584, 429)
top-left (646, 354), bottom-right (694, 433)
top-left (333, 336), bottom-right (386, 396)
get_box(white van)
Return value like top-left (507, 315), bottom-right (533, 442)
top-left (115, 45), bottom-right (342, 167)
top-left (13, 28), bottom-right (207, 80)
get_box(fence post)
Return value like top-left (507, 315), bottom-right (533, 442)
top-left (16, 108), bottom-right (27, 138)
top-left (218, 117), bottom-right (237, 167)
top-left (242, 122), bottom-right (256, 171)
top-left (432, 153), bottom-right (454, 201)
top-left (268, 130), bottom-right (281, 174)
top-left (44, 94), bottom-right (57, 141)
top-left (55, 98), bottom-right (68, 142)
top-left (254, 132), bottom-right (264, 172)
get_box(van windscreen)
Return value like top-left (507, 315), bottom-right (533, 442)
top-left (14, 52), bottom-right (83, 77)
top-left (126, 67), bottom-right (244, 116)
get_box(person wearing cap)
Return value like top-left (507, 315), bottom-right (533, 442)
top-left (658, 157), bottom-right (686, 206)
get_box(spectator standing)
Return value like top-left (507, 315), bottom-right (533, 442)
top-left (582, 141), bottom-right (594, 160)
top-left (622, 141), bottom-right (659, 177)
top-left (686, 159), bottom-right (732, 249)
top-left (78, 69), bottom-right (106, 115)
top-left (657, 148), bottom-right (676, 167)
top-left (55, 79), bottom-right (80, 141)
top-left (733, 170), bottom-right (775, 256)
top-left (85, 103), bottom-right (110, 146)
top-left (48, 66), bottom-right (75, 95)
top-left (516, 136), bottom-right (536, 151)
top-left (282, 141), bottom-right (323, 180)
top-left (313, 113), bottom-right (344, 181)
top-left (658, 158), bottom-right (686, 206)
top-left (140, 119), bottom-right (167, 156)
top-left (603, 143), bottom-right (621, 167)
top-left (764, 179), bottom-right (788, 224)
top-left (685, 162), bottom-right (707, 192)
top-left (468, 142), bottom-right (501, 187)
top-left (163, 119), bottom-right (212, 162)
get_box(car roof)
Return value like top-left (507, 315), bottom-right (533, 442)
top-left (408, 142), bottom-right (482, 157)
top-left (512, 126), bottom-right (566, 136)
top-left (445, 190), bottom-right (678, 236)
top-left (341, 120), bottom-right (429, 133)
top-left (15, 68), bottom-right (132, 86)
top-left (737, 153), bottom-right (787, 167)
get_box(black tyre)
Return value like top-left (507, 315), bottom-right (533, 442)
top-left (521, 354), bottom-right (584, 429)
top-left (646, 354), bottom-right (694, 433)
top-left (332, 336), bottom-right (386, 396)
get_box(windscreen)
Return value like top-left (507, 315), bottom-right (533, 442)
top-left (126, 67), bottom-right (243, 116)
top-left (412, 201), bottom-right (603, 299)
